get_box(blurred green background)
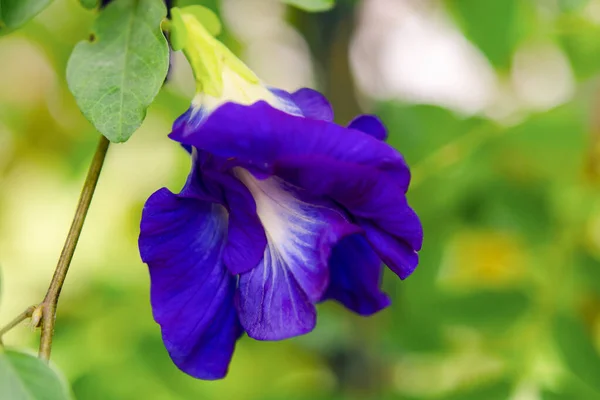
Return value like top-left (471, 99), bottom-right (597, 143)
top-left (2, 0), bottom-right (600, 399)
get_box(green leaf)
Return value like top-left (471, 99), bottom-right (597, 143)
top-left (281, 0), bottom-right (335, 12)
top-left (557, 16), bottom-right (600, 80)
top-left (553, 314), bottom-right (600, 393)
top-left (79, 0), bottom-right (98, 10)
top-left (499, 101), bottom-right (588, 180)
top-left (0, 0), bottom-right (53, 33)
top-left (0, 349), bottom-right (72, 399)
top-left (66, 0), bottom-right (169, 143)
top-left (439, 289), bottom-right (530, 331)
top-left (376, 103), bottom-right (488, 163)
top-left (444, 0), bottom-right (532, 69)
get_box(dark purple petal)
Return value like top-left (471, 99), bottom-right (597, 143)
top-left (348, 115), bottom-right (387, 141)
top-left (235, 254), bottom-right (316, 340)
top-left (178, 150), bottom-right (226, 203)
top-left (274, 156), bottom-right (423, 252)
top-left (324, 234), bottom-right (391, 315)
top-left (207, 172), bottom-right (267, 275)
top-left (178, 153), bottom-right (267, 275)
top-left (290, 88), bottom-right (334, 121)
top-left (170, 101), bottom-right (409, 190)
top-left (363, 221), bottom-right (419, 280)
top-left (139, 188), bottom-right (242, 380)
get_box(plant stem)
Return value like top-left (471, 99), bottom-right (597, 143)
top-left (0, 306), bottom-right (36, 345)
top-left (38, 136), bottom-right (110, 361)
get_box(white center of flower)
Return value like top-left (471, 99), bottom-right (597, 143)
top-left (235, 168), bottom-right (311, 245)
top-left (235, 168), bottom-right (341, 301)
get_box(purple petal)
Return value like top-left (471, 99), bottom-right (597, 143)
top-left (235, 255), bottom-right (316, 340)
top-left (363, 222), bottom-right (419, 279)
top-left (233, 171), bottom-right (360, 339)
top-left (208, 172), bottom-right (267, 275)
top-left (139, 188), bottom-right (242, 380)
top-left (274, 157), bottom-right (423, 251)
top-left (178, 152), bottom-right (267, 275)
top-left (235, 169), bottom-right (359, 302)
top-left (267, 88), bottom-right (304, 116)
top-left (272, 156), bottom-right (422, 280)
top-left (170, 101), bottom-right (409, 190)
top-left (290, 88), bottom-right (334, 121)
top-left (178, 150), bottom-right (226, 202)
top-left (172, 105), bottom-right (208, 138)
top-left (324, 234), bottom-right (391, 315)
top-left (348, 115), bottom-right (387, 141)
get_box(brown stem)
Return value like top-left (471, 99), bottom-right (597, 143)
top-left (0, 306), bottom-right (36, 345)
top-left (38, 135), bottom-right (110, 361)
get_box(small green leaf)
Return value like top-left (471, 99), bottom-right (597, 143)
top-left (169, 8), bottom-right (188, 51)
top-left (180, 5), bottom-right (221, 36)
top-left (0, 0), bottom-right (53, 33)
top-left (281, 0), bottom-right (334, 12)
top-left (67, 0), bottom-right (169, 143)
top-left (445, 0), bottom-right (532, 69)
top-left (79, 0), bottom-right (98, 10)
top-left (0, 349), bottom-right (72, 399)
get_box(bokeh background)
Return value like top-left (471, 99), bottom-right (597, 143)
top-left (1, 0), bottom-right (600, 398)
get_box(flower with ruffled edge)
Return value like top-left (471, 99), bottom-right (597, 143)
top-left (138, 7), bottom-right (422, 380)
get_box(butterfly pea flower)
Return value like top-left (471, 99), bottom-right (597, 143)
top-left (138, 7), bottom-right (422, 380)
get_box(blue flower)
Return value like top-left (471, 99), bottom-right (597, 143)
top-left (138, 7), bottom-right (422, 380)
top-left (138, 88), bottom-right (422, 379)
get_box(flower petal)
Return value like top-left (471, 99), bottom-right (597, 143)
top-left (235, 169), bottom-right (359, 301)
top-left (139, 188), bottom-right (242, 380)
top-left (362, 221), bottom-right (420, 279)
top-left (272, 156), bottom-right (422, 280)
top-left (172, 104), bottom-right (209, 139)
top-left (348, 115), bottom-right (387, 141)
top-left (290, 88), bottom-right (334, 121)
top-left (324, 234), bottom-right (391, 315)
top-left (178, 152), bottom-right (267, 275)
top-left (208, 172), bottom-right (267, 275)
top-left (170, 101), bottom-right (409, 188)
top-left (234, 169), bottom-right (360, 340)
top-left (235, 253), bottom-right (316, 340)
top-left (274, 157), bottom-right (423, 251)
top-left (269, 87), bottom-right (333, 121)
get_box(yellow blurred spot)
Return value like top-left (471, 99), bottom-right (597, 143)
top-left (439, 230), bottom-right (527, 288)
